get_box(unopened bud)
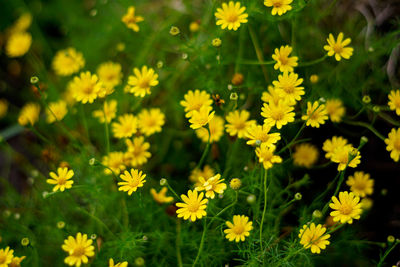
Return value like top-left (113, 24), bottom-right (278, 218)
top-left (312, 210), bottom-right (322, 218)
top-left (362, 95), bottom-right (371, 104)
top-left (169, 26), bottom-right (180, 36)
top-left (89, 158), bottom-right (96, 165)
top-left (230, 93), bottom-right (238, 101)
top-left (212, 38), bottom-right (221, 47)
top-left (246, 194), bottom-right (256, 204)
top-left (30, 76), bottom-right (39, 84)
top-left (160, 178), bottom-right (167, 186)
top-left (21, 237), bottom-right (30, 246)
top-left (294, 192), bottom-right (302, 200)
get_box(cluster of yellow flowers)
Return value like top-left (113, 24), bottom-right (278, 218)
top-left (0, 246), bottom-right (25, 267)
top-left (4, 13), bottom-right (32, 58)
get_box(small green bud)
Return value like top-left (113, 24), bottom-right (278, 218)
top-left (30, 76), bottom-right (39, 84)
top-left (169, 26), bottom-right (180, 36)
top-left (21, 237), bottom-right (30, 246)
top-left (294, 192), bottom-right (302, 201)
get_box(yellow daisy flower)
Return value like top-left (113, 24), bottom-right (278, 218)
top-left (46, 167), bottom-right (74, 192)
top-left (245, 124), bottom-right (281, 147)
top-left (196, 115), bottom-right (225, 143)
top-left (272, 45), bottom-right (298, 72)
top-left (109, 258), bottom-right (128, 267)
top-left (224, 215), bottom-right (253, 242)
top-left (189, 165), bottom-right (215, 186)
top-left (346, 171), bottom-right (374, 198)
top-left (125, 136), bottom-right (151, 167)
top-left (118, 169), bottom-right (146, 195)
top-left (215, 1), bottom-right (248, 31)
top-left (360, 197), bottom-right (373, 210)
top-left (325, 99), bottom-right (345, 123)
top-left (122, 6), bottom-right (144, 32)
top-left (46, 100), bottom-right (68, 123)
top-left (102, 152), bottom-right (126, 175)
top-left (0, 99), bottom-right (8, 118)
top-left (293, 143), bottom-right (319, 168)
top-left (261, 100), bottom-right (295, 129)
top-left (329, 191), bottom-right (362, 224)
top-left (69, 71), bottom-right (105, 104)
top-left (324, 32), bottom-right (353, 61)
top-left (256, 144), bottom-right (282, 170)
top-left (62, 233), bottom-right (95, 267)
top-left (127, 66), bottom-right (159, 97)
top-left (112, 114), bottom-right (138, 139)
top-left (264, 0), bottom-right (293, 16)
top-left (195, 174), bottom-right (227, 199)
top-left (18, 102), bottom-right (40, 126)
top-left (176, 190), bottom-right (208, 222)
top-left (331, 145), bottom-right (361, 171)
top-left (299, 223), bottom-right (330, 254)
top-left (384, 128), bottom-right (400, 162)
top-left (0, 246), bottom-right (14, 266)
top-left (92, 100), bottom-right (118, 123)
top-left (180, 90), bottom-right (213, 118)
top-left (322, 136), bottom-right (348, 159)
top-left (388, 90), bottom-right (400, 116)
top-left (138, 108), bottom-right (165, 136)
top-left (261, 85), bottom-right (283, 105)
top-left (150, 187), bottom-right (174, 204)
top-left (5, 32), bottom-right (32, 57)
top-left (52, 47), bottom-right (85, 76)
top-left (301, 101), bottom-right (328, 128)
top-left (273, 72), bottom-right (304, 105)
top-left (189, 105), bottom-right (215, 129)
top-left (97, 61), bottom-right (122, 92)
top-left (225, 110), bottom-right (256, 138)
top-left (9, 255), bottom-right (26, 267)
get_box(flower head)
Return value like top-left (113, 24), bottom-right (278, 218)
top-left (189, 165), bottom-right (215, 186)
top-left (261, 100), bottom-right (295, 129)
top-left (112, 114), bottom-right (138, 139)
top-left (118, 169), bottom-right (146, 195)
top-left (346, 171), bottom-right (374, 198)
top-left (180, 90), bottom-right (213, 118)
top-left (273, 72), bottom-right (304, 105)
top-left (331, 145), bottom-right (361, 171)
top-left (92, 100), bottom-right (117, 123)
top-left (264, 0), bottom-right (293, 16)
top-left (195, 174), bottom-right (227, 199)
top-left (122, 6), bottom-right (144, 32)
top-left (324, 32), bottom-right (353, 61)
top-left (384, 128), bottom-right (400, 162)
top-left (323, 136), bottom-right (348, 159)
top-left (46, 100), bottom-right (68, 123)
top-left (176, 190), bottom-right (208, 221)
top-left (261, 86), bottom-right (283, 105)
top-left (299, 223), bottom-right (330, 253)
top-left (301, 101), bottom-right (328, 128)
top-left (6, 32), bottom-right (32, 57)
top-left (196, 115), bottom-right (224, 143)
top-left (9, 255), bottom-right (26, 267)
top-left (272, 45), bottom-right (298, 72)
top-left (150, 187), bottom-right (174, 204)
top-left (329, 191), bottom-right (362, 224)
top-left (293, 143), bottom-right (319, 168)
top-left (97, 62), bottom-right (122, 92)
top-left (225, 110), bottom-right (256, 138)
top-left (189, 106), bottom-right (215, 129)
top-left (224, 215), bottom-right (253, 242)
top-left (0, 246), bottom-right (14, 266)
top-left (102, 152), bottom-right (126, 175)
top-left (325, 99), bottom-right (345, 122)
top-left (388, 90), bottom-right (400, 116)
top-left (52, 48), bottom-right (85, 76)
top-left (230, 178), bottom-right (242, 190)
top-left (62, 233), bottom-right (95, 267)
top-left (125, 136), bottom-right (151, 167)
top-left (127, 66), bottom-right (158, 97)
top-left (215, 2), bottom-right (248, 31)
top-left (69, 71), bottom-right (105, 104)
top-left (138, 108), bottom-right (165, 136)
top-left (256, 144), bottom-right (282, 169)
top-left (47, 167), bottom-right (74, 192)
top-left (18, 102), bottom-right (40, 126)
top-left (246, 124), bottom-right (281, 147)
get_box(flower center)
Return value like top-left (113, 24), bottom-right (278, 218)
top-left (233, 225), bottom-right (244, 235)
top-left (226, 12), bottom-right (238, 23)
top-left (339, 204), bottom-right (352, 215)
top-left (279, 55), bottom-right (288, 65)
top-left (272, 110), bottom-right (284, 121)
top-left (72, 246), bottom-right (86, 257)
top-left (394, 139), bottom-right (400, 150)
top-left (0, 255), bottom-right (7, 264)
top-left (129, 178), bottom-right (140, 188)
top-left (188, 202), bottom-right (200, 212)
top-left (83, 85), bottom-right (94, 94)
top-left (139, 79), bottom-right (150, 89)
top-left (333, 44), bottom-right (343, 54)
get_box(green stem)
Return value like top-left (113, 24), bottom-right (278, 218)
top-left (28, 126), bottom-right (52, 145)
top-left (377, 241), bottom-right (399, 267)
top-left (196, 126), bottom-right (211, 169)
top-left (176, 219), bottom-right (183, 267)
top-left (278, 122), bottom-right (306, 154)
top-left (103, 106), bottom-right (110, 155)
top-left (248, 25), bottom-right (269, 83)
top-left (377, 112), bottom-right (400, 127)
top-left (260, 169), bottom-right (268, 253)
top-left (298, 55), bottom-right (328, 67)
top-left (80, 104), bottom-right (92, 146)
top-left (192, 217), bottom-right (207, 267)
top-left (342, 120), bottom-right (386, 141)
top-left (166, 182), bottom-right (182, 202)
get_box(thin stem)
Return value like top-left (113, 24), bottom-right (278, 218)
top-left (342, 120), bottom-right (386, 141)
top-left (192, 217), bottom-right (207, 267)
top-left (239, 60), bottom-right (275, 65)
top-left (80, 104), bottom-right (92, 146)
top-left (298, 55), bottom-right (328, 67)
top-left (176, 219), bottom-right (183, 267)
top-left (166, 182), bottom-right (182, 202)
top-left (260, 168), bottom-right (268, 253)
top-left (248, 25), bottom-right (269, 83)
top-left (103, 106), bottom-right (110, 155)
top-left (196, 126), bottom-right (211, 169)
top-left (278, 122), bottom-right (306, 154)
top-left (28, 126), bottom-right (52, 145)
top-left (377, 241), bottom-right (400, 267)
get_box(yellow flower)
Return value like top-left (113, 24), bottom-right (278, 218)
top-left (189, 105), bottom-right (215, 129)
top-left (384, 128), bottom-right (400, 162)
top-left (225, 110), bottom-right (255, 138)
top-left (97, 62), bottom-right (122, 92)
top-left (52, 47), bottom-right (85, 76)
top-left (122, 6), bottom-right (144, 32)
top-left (118, 169), bottom-right (146, 195)
top-left (62, 233), bottom-right (95, 267)
top-left (92, 100), bottom-right (118, 123)
top-left (388, 90), bottom-right (400, 116)
top-left (331, 145), bottom-right (361, 171)
top-left (196, 115), bottom-right (225, 143)
top-left (346, 171), bottom-right (374, 198)
top-left (360, 198), bottom-right (373, 210)
top-left (322, 136), bottom-right (348, 159)
top-left (293, 143), bottom-right (319, 168)
top-left (6, 32), bottom-right (32, 57)
top-left (189, 21), bottom-right (200, 32)
top-left (301, 101), bottom-right (328, 128)
top-left (261, 86), bottom-right (283, 105)
top-left (18, 102), bottom-right (40, 126)
top-left (272, 45), bottom-right (298, 72)
top-left (102, 152), bottom-right (126, 175)
top-left (329, 191), bottom-right (362, 224)
top-left (229, 178), bottom-right (242, 190)
top-left (299, 223), bottom-right (330, 254)
top-left (273, 72), bottom-right (304, 105)
top-left (224, 215), bottom-right (253, 242)
top-left (215, 1), bottom-right (248, 31)
top-left (195, 174), bottom-right (227, 199)
top-left (112, 114), bottom-right (138, 139)
top-left (180, 90), bottom-right (213, 118)
top-left (127, 66), bottom-right (159, 97)
top-left (69, 71), bottom-right (104, 104)
top-left (0, 246), bottom-right (14, 266)
top-left (125, 136), bottom-right (151, 167)
top-left (109, 258), bottom-right (128, 267)
top-left (9, 256), bottom-right (26, 267)
top-left (176, 190), bottom-right (208, 222)
top-left (150, 187), bottom-right (174, 204)
top-left (246, 124), bottom-right (281, 147)
top-left (256, 144), bottom-right (282, 169)
top-left (0, 99), bottom-right (8, 118)
top-left (261, 100), bottom-right (295, 129)
top-left (189, 165), bottom-right (215, 186)
top-left (47, 167), bottom-right (74, 192)
top-left (264, 0), bottom-right (293, 16)
top-left (138, 108), bottom-right (165, 136)
top-left (310, 74), bottom-right (319, 84)
top-left (324, 32), bottom-right (353, 61)
top-left (46, 100), bottom-right (68, 123)
top-left (325, 99), bottom-right (345, 122)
